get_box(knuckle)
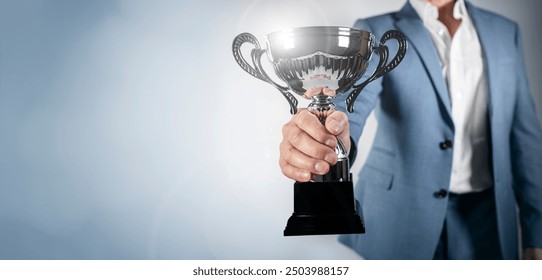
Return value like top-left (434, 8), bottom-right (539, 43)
top-left (288, 130), bottom-right (303, 146)
top-left (283, 145), bottom-right (293, 163)
top-left (279, 140), bottom-right (288, 153)
top-left (281, 124), bottom-right (288, 135)
top-left (295, 111), bottom-right (308, 127)
top-left (315, 130), bottom-right (331, 143)
top-left (279, 147), bottom-right (287, 163)
top-left (309, 145), bottom-right (326, 159)
top-left (286, 168), bottom-right (303, 181)
top-left (296, 110), bottom-right (315, 126)
top-left (281, 167), bottom-right (291, 179)
top-left (278, 158), bottom-right (286, 169)
top-left (282, 121), bottom-right (294, 136)
top-left (279, 162), bottom-right (288, 174)
top-left (279, 160), bottom-right (293, 178)
top-left (298, 109), bottom-right (310, 118)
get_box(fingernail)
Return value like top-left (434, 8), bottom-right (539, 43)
top-left (325, 138), bottom-right (335, 147)
top-left (324, 152), bottom-right (336, 163)
top-left (315, 162), bottom-right (327, 174)
top-left (301, 172), bottom-right (311, 181)
top-left (328, 120), bottom-right (342, 133)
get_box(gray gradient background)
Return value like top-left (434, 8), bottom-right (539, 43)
top-left (0, 0), bottom-right (540, 259)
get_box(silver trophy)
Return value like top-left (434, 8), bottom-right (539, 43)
top-left (232, 26), bottom-right (407, 236)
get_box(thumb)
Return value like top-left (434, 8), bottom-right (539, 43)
top-left (325, 111), bottom-right (350, 153)
top-left (325, 111), bottom-right (348, 136)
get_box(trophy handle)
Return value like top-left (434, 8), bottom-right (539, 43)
top-left (346, 30), bottom-right (408, 113)
top-left (232, 33), bottom-right (298, 114)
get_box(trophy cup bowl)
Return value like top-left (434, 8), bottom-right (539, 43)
top-left (232, 26), bottom-right (407, 236)
top-left (265, 26), bottom-right (372, 95)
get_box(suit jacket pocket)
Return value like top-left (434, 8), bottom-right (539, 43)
top-left (355, 164), bottom-right (394, 215)
top-left (359, 164), bottom-right (394, 191)
top-left (362, 147), bottom-right (395, 190)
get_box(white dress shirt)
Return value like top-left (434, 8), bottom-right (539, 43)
top-left (409, 0), bottom-right (492, 194)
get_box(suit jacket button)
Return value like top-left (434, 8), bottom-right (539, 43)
top-left (439, 140), bottom-right (453, 150)
top-left (434, 189), bottom-right (448, 199)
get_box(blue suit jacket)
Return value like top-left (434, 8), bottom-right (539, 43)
top-left (337, 1), bottom-right (542, 259)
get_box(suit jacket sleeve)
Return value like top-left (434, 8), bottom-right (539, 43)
top-left (510, 24), bottom-right (542, 248)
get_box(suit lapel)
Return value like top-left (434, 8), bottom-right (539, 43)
top-left (394, 3), bottom-right (452, 120)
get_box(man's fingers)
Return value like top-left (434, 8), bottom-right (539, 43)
top-left (279, 158), bottom-right (312, 182)
top-left (303, 87), bottom-right (337, 99)
top-left (322, 87), bottom-right (337, 97)
top-left (279, 102), bottom-right (350, 182)
top-left (284, 126), bottom-right (337, 165)
top-left (280, 141), bottom-right (331, 175)
top-left (293, 110), bottom-right (337, 148)
top-left (303, 87), bottom-right (323, 99)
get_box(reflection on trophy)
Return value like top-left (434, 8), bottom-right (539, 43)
top-left (232, 26), bottom-right (407, 236)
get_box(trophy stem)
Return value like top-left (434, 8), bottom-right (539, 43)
top-left (307, 94), bottom-right (335, 124)
top-left (308, 94), bottom-right (349, 182)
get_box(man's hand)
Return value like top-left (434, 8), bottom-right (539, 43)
top-left (279, 88), bottom-right (350, 182)
top-left (523, 247), bottom-right (542, 260)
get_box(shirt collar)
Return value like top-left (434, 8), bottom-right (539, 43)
top-left (453, 0), bottom-right (467, 20)
top-left (409, 0), bottom-right (468, 23)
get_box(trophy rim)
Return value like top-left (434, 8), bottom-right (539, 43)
top-left (266, 26), bottom-right (372, 39)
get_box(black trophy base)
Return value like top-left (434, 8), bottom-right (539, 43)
top-left (283, 180), bottom-right (365, 236)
